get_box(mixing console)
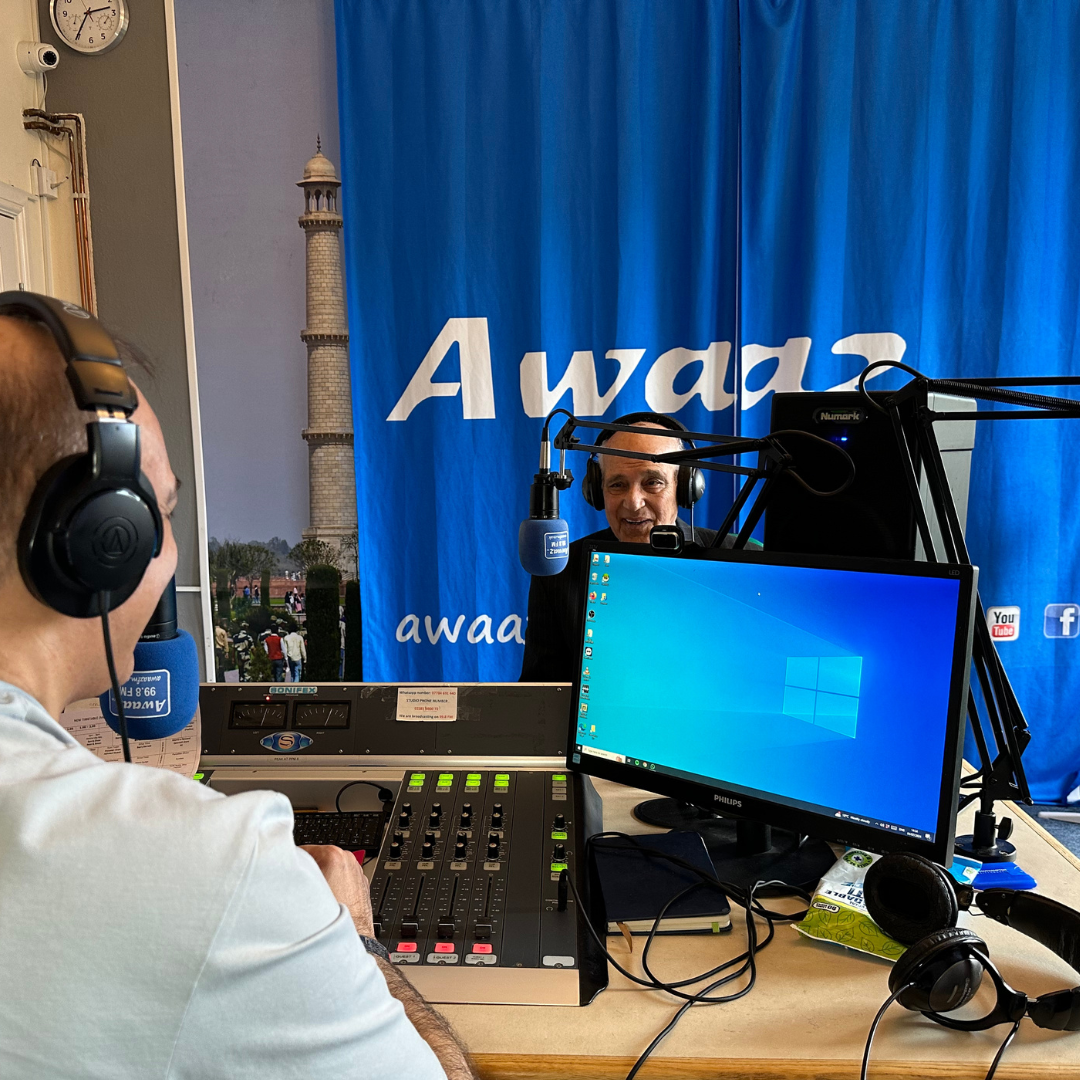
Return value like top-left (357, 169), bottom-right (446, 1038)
top-left (369, 769), bottom-right (607, 1005)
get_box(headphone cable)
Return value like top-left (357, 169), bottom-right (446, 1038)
top-left (860, 982), bottom-right (913, 1080)
top-left (984, 1017), bottom-right (1022, 1080)
top-left (98, 592), bottom-right (131, 764)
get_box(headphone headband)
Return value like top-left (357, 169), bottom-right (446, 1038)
top-left (1, 291), bottom-right (160, 618)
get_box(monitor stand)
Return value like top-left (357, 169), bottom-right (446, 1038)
top-left (632, 798), bottom-right (836, 894)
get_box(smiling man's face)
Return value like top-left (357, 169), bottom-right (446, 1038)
top-left (599, 425), bottom-right (681, 543)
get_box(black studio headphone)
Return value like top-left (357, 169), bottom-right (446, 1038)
top-left (863, 852), bottom-right (1080, 1032)
top-left (580, 411), bottom-right (706, 511)
top-left (0, 291), bottom-right (161, 619)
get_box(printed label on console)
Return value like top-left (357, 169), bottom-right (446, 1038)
top-left (396, 686), bottom-right (458, 722)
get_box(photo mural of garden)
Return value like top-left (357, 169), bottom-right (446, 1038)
top-left (208, 534), bottom-right (361, 684)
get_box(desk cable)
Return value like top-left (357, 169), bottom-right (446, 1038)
top-left (860, 986), bottom-right (1022, 1080)
top-left (562, 831), bottom-right (810, 1080)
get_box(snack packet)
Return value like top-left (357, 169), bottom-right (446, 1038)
top-left (794, 848), bottom-right (906, 961)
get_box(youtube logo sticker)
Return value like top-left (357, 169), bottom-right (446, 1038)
top-left (986, 606), bottom-right (1020, 642)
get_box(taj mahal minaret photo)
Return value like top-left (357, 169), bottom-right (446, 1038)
top-left (298, 140), bottom-right (358, 569)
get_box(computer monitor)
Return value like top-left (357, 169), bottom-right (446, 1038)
top-left (569, 543), bottom-right (977, 868)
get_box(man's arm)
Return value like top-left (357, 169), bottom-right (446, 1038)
top-left (303, 845), bottom-right (477, 1080)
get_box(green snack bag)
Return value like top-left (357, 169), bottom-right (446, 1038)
top-left (795, 848), bottom-right (907, 961)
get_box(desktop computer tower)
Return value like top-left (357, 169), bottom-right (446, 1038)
top-left (763, 390), bottom-right (975, 560)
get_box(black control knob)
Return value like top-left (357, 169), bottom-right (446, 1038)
top-left (424, 831), bottom-right (436, 844)
top-left (429, 802), bottom-right (443, 826)
top-left (454, 840), bottom-right (467, 859)
top-left (553, 843), bottom-right (566, 861)
top-left (553, 814), bottom-right (566, 830)
top-left (401, 919), bottom-right (419, 939)
top-left (486, 840), bottom-right (500, 860)
top-left (388, 841), bottom-right (402, 859)
top-left (421, 840), bottom-right (435, 859)
top-left (491, 803), bottom-right (504, 827)
top-left (373, 917), bottom-right (384, 938)
top-left (437, 920), bottom-right (455, 940)
top-left (473, 921), bottom-right (492, 941)
top-left (398, 803), bottom-right (412, 828)
top-left (460, 803), bottom-right (473, 826)
top-left (392, 831), bottom-right (404, 844)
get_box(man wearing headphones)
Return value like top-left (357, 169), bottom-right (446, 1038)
top-left (0, 303), bottom-right (473, 1079)
top-left (521, 411), bottom-right (739, 683)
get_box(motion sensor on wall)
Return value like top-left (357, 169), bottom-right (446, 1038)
top-left (18, 41), bottom-right (60, 75)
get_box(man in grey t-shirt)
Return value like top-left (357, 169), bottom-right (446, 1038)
top-left (0, 314), bottom-right (473, 1079)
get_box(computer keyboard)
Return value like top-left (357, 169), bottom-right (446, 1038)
top-left (293, 811), bottom-right (388, 857)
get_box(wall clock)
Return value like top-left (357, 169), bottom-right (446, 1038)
top-left (50, 1), bottom-right (129, 55)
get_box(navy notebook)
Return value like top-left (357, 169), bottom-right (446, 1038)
top-left (591, 831), bottom-right (732, 933)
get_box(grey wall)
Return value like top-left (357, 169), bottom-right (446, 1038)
top-left (36, 0), bottom-right (208, 674)
top-left (173, 0), bottom-right (340, 547)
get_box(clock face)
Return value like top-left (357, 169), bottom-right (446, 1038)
top-left (50, 1), bottom-right (129, 55)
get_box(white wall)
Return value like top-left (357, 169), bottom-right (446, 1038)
top-left (0, 2), bottom-right (80, 300)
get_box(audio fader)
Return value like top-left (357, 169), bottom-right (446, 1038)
top-left (370, 769), bottom-right (607, 1005)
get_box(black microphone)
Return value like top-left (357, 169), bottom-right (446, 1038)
top-left (519, 427), bottom-right (570, 576)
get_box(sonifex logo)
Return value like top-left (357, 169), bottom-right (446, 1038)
top-left (713, 795), bottom-right (742, 808)
top-left (1044, 604), bottom-right (1080, 639)
top-left (986, 606), bottom-right (1020, 642)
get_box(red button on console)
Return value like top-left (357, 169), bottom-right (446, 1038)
top-left (395, 942), bottom-right (418, 953)
top-left (471, 943), bottom-right (493, 954)
top-left (433, 942), bottom-right (455, 953)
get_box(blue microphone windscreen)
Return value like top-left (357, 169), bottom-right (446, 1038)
top-left (99, 629), bottom-right (201, 741)
top-left (519, 517), bottom-right (570, 576)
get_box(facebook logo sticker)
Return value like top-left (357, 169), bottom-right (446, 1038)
top-left (1044, 604), bottom-right (1080, 639)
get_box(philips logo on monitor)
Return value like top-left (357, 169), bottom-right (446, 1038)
top-left (1044, 603), bottom-right (1080, 639)
top-left (546, 532), bottom-right (569, 560)
top-left (782, 656), bottom-right (863, 739)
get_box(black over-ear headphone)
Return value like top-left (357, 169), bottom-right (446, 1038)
top-left (581, 411), bottom-right (706, 511)
top-left (864, 851), bottom-right (1080, 1032)
top-left (0, 292), bottom-right (162, 619)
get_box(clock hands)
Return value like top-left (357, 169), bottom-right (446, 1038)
top-left (75, 7), bottom-right (91, 41)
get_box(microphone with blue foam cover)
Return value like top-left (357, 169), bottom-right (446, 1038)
top-left (99, 576), bottom-right (201, 740)
top-left (519, 426), bottom-right (572, 576)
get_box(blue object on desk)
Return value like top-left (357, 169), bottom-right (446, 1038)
top-left (972, 862), bottom-right (1037, 891)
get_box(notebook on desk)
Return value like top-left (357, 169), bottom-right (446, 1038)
top-left (592, 831), bottom-right (731, 934)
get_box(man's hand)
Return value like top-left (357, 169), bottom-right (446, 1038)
top-left (301, 845), bottom-right (374, 937)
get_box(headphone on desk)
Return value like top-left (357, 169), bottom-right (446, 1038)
top-left (863, 852), bottom-right (1080, 1032)
top-left (0, 291), bottom-right (161, 619)
top-left (580, 411), bottom-right (706, 511)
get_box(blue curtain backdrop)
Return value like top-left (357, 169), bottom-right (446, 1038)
top-left (336, 0), bottom-right (1080, 800)
top-left (335, 0), bottom-right (739, 682)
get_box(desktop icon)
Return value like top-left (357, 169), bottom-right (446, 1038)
top-left (588, 610), bottom-right (596, 620)
top-left (591, 572), bottom-right (598, 583)
top-left (581, 684), bottom-right (590, 696)
top-left (582, 666), bottom-right (590, 678)
top-left (604, 555), bottom-right (610, 564)
top-left (586, 628), bottom-right (593, 639)
top-left (580, 702), bottom-right (588, 714)
top-left (584, 647), bottom-right (593, 657)
top-left (578, 722), bottom-right (586, 733)
top-left (601, 573), bottom-right (610, 584)
top-left (1045, 603), bottom-right (1080, 638)
top-left (592, 553), bottom-right (600, 564)
top-left (589, 591), bottom-right (597, 601)
top-left (600, 592), bottom-right (607, 604)
top-left (589, 724), bottom-right (596, 735)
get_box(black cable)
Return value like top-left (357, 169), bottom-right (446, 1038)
top-left (984, 1017), bottom-right (1021, 1080)
top-left (98, 591), bottom-right (131, 764)
top-left (335, 779), bottom-right (395, 812)
top-left (765, 429), bottom-right (858, 497)
top-left (856, 359), bottom-right (929, 413)
top-left (860, 982), bottom-right (913, 1080)
top-left (562, 832), bottom-right (808, 1080)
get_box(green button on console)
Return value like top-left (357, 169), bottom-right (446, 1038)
top-left (494, 781), bottom-right (509, 789)
top-left (410, 773), bottom-right (426, 781)
top-left (466, 773), bottom-right (481, 780)
top-left (551, 831), bottom-right (568, 840)
top-left (550, 862), bottom-right (568, 873)
top-left (495, 773), bottom-right (510, 781)
top-left (552, 774), bottom-right (567, 781)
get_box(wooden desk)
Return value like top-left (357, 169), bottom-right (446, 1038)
top-left (440, 780), bottom-right (1080, 1079)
